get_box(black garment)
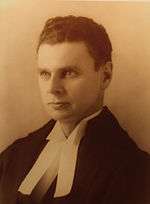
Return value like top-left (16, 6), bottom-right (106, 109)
top-left (0, 107), bottom-right (150, 204)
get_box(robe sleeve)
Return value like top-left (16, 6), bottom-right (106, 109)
top-left (0, 144), bottom-right (18, 204)
top-left (102, 153), bottom-right (150, 204)
top-left (0, 149), bottom-right (7, 204)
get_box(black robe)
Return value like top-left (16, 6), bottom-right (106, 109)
top-left (0, 106), bottom-right (150, 204)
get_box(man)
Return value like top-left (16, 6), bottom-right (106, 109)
top-left (0, 15), bottom-right (150, 204)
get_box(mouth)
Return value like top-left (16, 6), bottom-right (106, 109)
top-left (47, 102), bottom-right (70, 110)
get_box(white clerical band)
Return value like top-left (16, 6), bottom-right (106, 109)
top-left (18, 109), bottom-right (101, 199)
top-left (54, 121), bottom-right (86, 197)
top-left (18, 122), bottom-right (66, 195)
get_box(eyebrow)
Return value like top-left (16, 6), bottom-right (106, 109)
top-left (38, 65), bottom-right (80, 72)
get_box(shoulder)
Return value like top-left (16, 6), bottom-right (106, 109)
top-left (87, 106), bottom-right (150, 168)
top-left (0, 119), bottom-right (56, 201)
top-left (89, 107), bottom-right (150, 203)
top-left (0, 119), bottom-right (55, 168)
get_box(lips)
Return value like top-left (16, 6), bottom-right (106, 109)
top-left (48, 101), bottom-right (69, 105)
top-left (47, 102), bottom-right (70, 109)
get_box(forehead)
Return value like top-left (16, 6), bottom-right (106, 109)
top-left (37, 42), bottom-right (94, 69)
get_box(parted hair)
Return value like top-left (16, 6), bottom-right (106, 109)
top-left (37, 15), bottom-right (112, 67)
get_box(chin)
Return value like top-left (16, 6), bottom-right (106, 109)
top-left (47, 111), bottom-right (74, 122)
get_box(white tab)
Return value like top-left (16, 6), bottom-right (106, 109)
top-left (18, 122), bottom-right (66, 195)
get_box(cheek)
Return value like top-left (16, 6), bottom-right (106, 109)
top-left (39, 79), bottom-right (47, 91)
top-left (38, 81), bottom-right (48, 97)
top-left (67, 79), bottom-right (99, 100)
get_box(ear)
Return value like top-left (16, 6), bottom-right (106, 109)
top-left (100, 61), bottom-right (113, 89)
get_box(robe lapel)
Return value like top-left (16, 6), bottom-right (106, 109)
top-left (69, 106), bottom-right (123, 201)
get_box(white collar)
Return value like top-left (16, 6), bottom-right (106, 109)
top-left (47, 108), bottom-right (102, 142)
top-left (52, 108), bottom-right (102, 197)
top-left (18, 108), bottom-right (102, 198)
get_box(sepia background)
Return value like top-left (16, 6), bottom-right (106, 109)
top-left (0, 1), bottom-right (150, 153)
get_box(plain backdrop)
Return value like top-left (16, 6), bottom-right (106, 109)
top-left (0, 1), bottom-right (150, 153)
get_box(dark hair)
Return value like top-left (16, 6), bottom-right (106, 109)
top-left (37, 15), bottom-right (112, 67)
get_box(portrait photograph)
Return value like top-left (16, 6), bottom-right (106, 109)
top-left (0, 1), bottom-right (150, 204)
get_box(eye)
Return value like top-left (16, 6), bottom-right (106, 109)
top-left (62, 69), bottom-right (78, 78)
top-left (39, 70), bottom-right (50, 80)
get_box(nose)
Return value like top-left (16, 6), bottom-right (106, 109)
top-left (47, 75), bottom-right (65, 95)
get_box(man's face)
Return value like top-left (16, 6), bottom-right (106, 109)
top-left (37, 42), bottom-right (110, 123)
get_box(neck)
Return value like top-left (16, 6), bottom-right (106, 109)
top-left (59, 120), bottom-right (78, 138)
top-left (59, 105), bottom-right (103, 138)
